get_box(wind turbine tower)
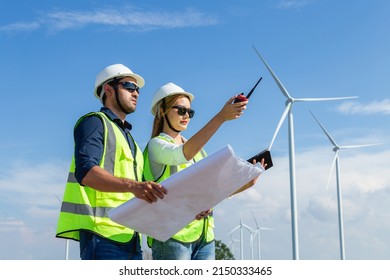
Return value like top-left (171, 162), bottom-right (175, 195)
top-left (227, 235), bottom-right (240, 256)
top-left (310, 111), bottom-right (380, 260)
top-left (252, 213), bottom-right (273, 260)
top-left (228, 217), bottom-right (244, 260)
top-left (241, 221), bottom-right (257, 260)
top-left (252, 45), bottom-right (358, 259)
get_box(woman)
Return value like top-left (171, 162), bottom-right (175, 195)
top-left (143, 82), bottom-right (263, 260)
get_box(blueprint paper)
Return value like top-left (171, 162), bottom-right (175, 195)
top-left (108, 145), bottom-right (263, 242)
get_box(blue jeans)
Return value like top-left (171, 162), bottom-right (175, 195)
top-left (79, 231), bottom-right (142, 260)
top-left (152, 238), bottom-right (215, 260)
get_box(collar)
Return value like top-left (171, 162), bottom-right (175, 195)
top-left (100, 107), bottom-right (132, 130)
top-left (159, 132), bottom-right (187, 143)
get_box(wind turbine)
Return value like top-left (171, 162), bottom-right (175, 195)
top-left (310, 111), bottom-right (381, 260)
top-left (251, 213), bottom-right (273, 260)
top-left (252, 45), bottom-right (358, 260)
top-left (228, 215), bottom-right (255, 259)
top-left (241, 221), bottom-right (257, 260)
top-left (227, 235), bottom-right (240, 256)
top-left (228, 219), bottom-right (244, 260)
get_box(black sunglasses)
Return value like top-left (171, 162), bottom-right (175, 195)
top-left (117, 81), bottom-right (140, 93)
top-left (172, 106), bottom-right (195, 118)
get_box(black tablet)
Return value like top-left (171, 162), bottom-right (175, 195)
top-left (247, 149), bottom-right (273, 170)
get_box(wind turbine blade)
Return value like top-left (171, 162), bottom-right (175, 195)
top-left (242, 223), bottom-right (255, 233)
top-left (310, 110), bottom-right (338, 147)
top-left (228, 225), bottom-right (240, 235)
top-left (295, 96), bottom-right (358, 102)
top-left (252, 45), bottom-right (292, 100)
top-left (260, 227), bottom-right (274, 231)
top-left (340, 143), bottom-right (382, 149)
top-left (250, 231), bottom-right (257, 243)
top-left (251, 211), bottom-right (259, 229)
top-left (269, 102), bottom-right (292, 150)
top-left (326, 150), bottom-right (339, 191)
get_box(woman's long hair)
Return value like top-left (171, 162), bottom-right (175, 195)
top-left (151, 94), bottom-right (190, 138)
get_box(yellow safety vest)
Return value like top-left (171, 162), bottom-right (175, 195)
top-left (56, 112), bottom-right (143, 243)
top-left (143, 134), bottom-right (215, 246)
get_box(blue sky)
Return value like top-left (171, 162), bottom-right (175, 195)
top-left (1, 0), bottom-right (389, 260)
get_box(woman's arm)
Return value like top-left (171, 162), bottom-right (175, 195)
top-left (183, 96), bottom-right (248, 160)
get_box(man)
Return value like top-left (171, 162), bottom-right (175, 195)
top-left (56, 64), bottom-right (167, 260)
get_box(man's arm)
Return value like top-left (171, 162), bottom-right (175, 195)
top-left (75, 115), bottom-right (166, 203)
top-left (82, 166), bottom-right (167, 203)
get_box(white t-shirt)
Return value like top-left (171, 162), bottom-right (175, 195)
top-left (147, 133), bottom-right (193, 180)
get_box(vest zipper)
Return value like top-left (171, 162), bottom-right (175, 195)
top-left (128, 132), bottom-right (139, 181)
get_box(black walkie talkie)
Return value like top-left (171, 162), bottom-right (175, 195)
top-left (233, 76), bottom-right (263, 103)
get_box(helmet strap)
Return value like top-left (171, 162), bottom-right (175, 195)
top-left (111, 78), bottom-right (132, 115)
top-left (162, 99), bottom-right (181, 133)
top-left (115, 88), bottom-right (131, 114)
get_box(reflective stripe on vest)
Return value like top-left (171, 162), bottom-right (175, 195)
top-left (143, 134), bottom-right (214, 245)
top-left (56, 112), bottom-right (143, 243)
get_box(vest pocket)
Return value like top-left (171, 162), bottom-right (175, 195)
top-left (120, 147), bottom-right (134, 162)
top-left (117, 147), bottom-right (134, 175)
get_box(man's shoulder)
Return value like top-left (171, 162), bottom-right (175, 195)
top-left (75, 112), bottom-right (104, 130)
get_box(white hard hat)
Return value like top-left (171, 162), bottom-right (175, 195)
top-left (151, 82), bottom-right (194, 116)
top-left (94, 63), bottom-right (145, 102)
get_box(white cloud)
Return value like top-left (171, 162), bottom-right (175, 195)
top-left (215, 145), bottom-right (390, 259)
top-left (0, 6), bottom-right (218, 33)
top-left (1, 145), bottom-right (389, 259)
top-left (0, 218), bottom-right (27, 233)
top-left (306, 195), bottom-right (337, 221)
top-left (337, 99), bottom-right (390, 115)
top-left (277, 0), bottom-right (310, 9)
top-left (0, 22), bottom-right (40, 32)
top-left (0, 160), bottom-right (68, 220)
top-left (0, 160), bottom-right (70, 259)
